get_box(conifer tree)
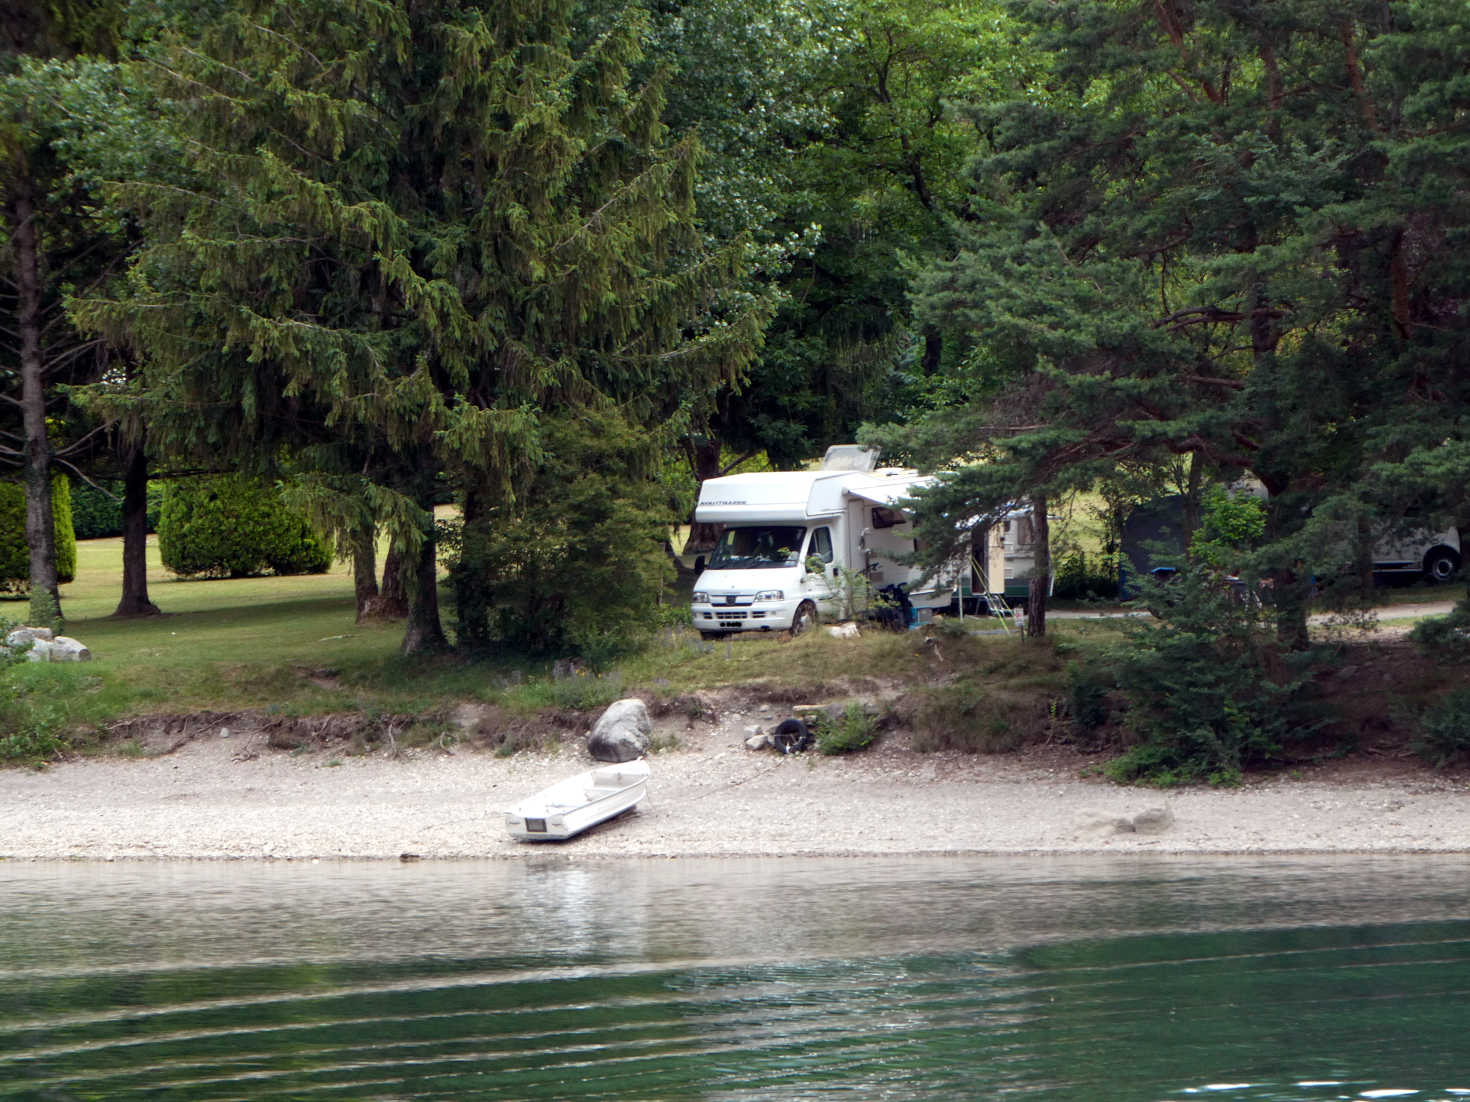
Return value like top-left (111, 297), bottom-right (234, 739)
top-left (81, 0), bottom-right (765, 653)
top-left (1, 4), bottom-right (129, 628)
top-left (884, 0), bottom-right (1470, 644)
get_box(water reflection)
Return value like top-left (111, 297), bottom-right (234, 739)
top-left (1, 855), bottom-right (1468, 1100)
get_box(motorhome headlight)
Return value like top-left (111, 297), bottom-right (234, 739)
top-left (754, 589), bottom-right (784, 602)
top-left (692, 591), bottom-right (710, 604)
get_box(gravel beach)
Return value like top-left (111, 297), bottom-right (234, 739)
top-left (2, 705), bottom-right (1467, 861)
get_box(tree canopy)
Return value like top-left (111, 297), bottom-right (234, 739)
top-left (80, 0), bottom-right (766, 652)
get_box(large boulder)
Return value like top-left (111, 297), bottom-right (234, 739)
top-left (4, 626), bottom-right (91, 662)
top-left (587, 698), bottom-right (651, 762)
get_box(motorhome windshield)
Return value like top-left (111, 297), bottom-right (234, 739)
top-left (707, 526), bottom-right (807, 570)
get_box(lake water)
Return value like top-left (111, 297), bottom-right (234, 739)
top-left (1, 855), bottom-right (1467, 1100)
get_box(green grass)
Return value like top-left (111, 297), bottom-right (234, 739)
top-left (4, 535), bottom-right (1069, 740)
top-left (2, 536), bottom-right (411, 719)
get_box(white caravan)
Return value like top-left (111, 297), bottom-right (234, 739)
top-left (690, 448), bottom-right (954, 638)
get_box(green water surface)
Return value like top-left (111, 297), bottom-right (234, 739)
top-left (1, 856), bottom-right (1466, 1100)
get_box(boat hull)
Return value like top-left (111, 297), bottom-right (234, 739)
top-left (505, 760), bottom-right (649, 841)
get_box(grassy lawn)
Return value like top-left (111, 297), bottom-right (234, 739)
top-left (1, 535), bottom-right (1061, 739)
top-left (4, 537), bottom-right (415, 723)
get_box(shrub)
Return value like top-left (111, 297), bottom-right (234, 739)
top-left (811, 704), bottom-right (879, 755)
top-left (158, 476), bottom-right (333, 578)
top-left (448, 408), bottom-right (674, 661)
top-left (0, 477), bottom-right (76, 593)
top-left (1411, 598), bottom-right (1470, 664)
top-left (909, 682), bottom-right (1037, 753)
top-left (1189, 485), bottom-right (1266, 570)
top-left (70, 480), bottom-right (162, 540)
top-left (1052, 550), bottom-right (1120, 600)
top-left (1064, 660), bottom-right (1111, 734)
top-left (1110, 566), bottom-right (1317, 785)
top-left (1414, 687), bottom-right (1470, 769)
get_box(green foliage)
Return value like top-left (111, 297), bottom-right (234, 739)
top-left (810, 703), bottom-right (879, 756)
top-left (448, 408), bottom-right (674, 662)
top-left (1110, 569), bottom-right (1317, 785)
top-left (1189, 487), bottom-right (1266, 571)
top-left (70, 479), bottom-right (161, 539)
top-left (0, 478), bottom-right (76, 593)
top-left (1410, 597), bottom-right (1470, 664)
top-left (1414, 688), bottom-right (1470, 770)
top-left (77, 0), bottom-right (768, 653)
top-left (1064, 661), bottom-right (1110, 734)
top-left (0, 623), bottom-right (71, 767)
top-left (884, 0), bottom-right (1470, 639)
top-left (158, 476), bottom-right (333, 579)
top-left (1052, 550), bottom-right (1119, 601)
top-left (50, 475), bottom-right (75, 584)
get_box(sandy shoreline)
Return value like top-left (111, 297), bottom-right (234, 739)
top-left (2, 703), bottom-right (1468, 861)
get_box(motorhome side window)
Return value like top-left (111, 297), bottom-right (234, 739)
top-left (809, 527), bottom-right (834, 563)
top-left (708, 525), bottom-right (807, 569)
top-left (871, 506), bottom-right (904, 529)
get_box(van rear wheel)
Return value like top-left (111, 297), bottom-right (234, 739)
top-left (1424, 547), bottom-right (1461, 583)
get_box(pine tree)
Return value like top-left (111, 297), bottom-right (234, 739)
top-left (886, 0), bottom-right (1470, 644)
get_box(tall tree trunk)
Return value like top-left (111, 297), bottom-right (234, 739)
top-left (683, 437), bottom-right (724, 553)
top-left (399, 496), bottom-right (447, 655)
top-left (375, 541), bottom-right (409, 618)
top-left (351, 523), bottom-right (378, 623)
top-left (1026, 495), bottom-right (1049, 638)
top-left (111, 439), bottom-right (160, 616)
top-left (12, 183), bottom-right (62, 628)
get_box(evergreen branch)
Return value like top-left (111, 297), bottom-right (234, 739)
top-left (173, 44), bottom-right (263, 94)
top-left (246, 20), bottom-right (326, 72)
top-left (38, 337), bottom-right (106, 376)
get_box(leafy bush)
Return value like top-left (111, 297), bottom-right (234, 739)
top-left (1410, 598), bottom-right (1470, 664)
top-left (70, 479), bottom-right (163, 540)
top-left (1064, 660), bottom-right (1111, 734)
top-left (158, 476), bottom-right (333, 578)
top-left (448, 408), bottom-right (674, 661)
top-left (1110, 567), bottom-right (1317, 785)
top-left (1052, 550), bottom-right (1120, 600)
top-left (1188, 485), bottom-right (1266, 571)
top-left (811, 704), bottom-right (879, 755)
top-left (0, 477), bottom-right (76, 593)
top-left (1414, 687), bottom-right (1470, 769)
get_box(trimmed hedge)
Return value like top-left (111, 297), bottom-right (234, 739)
top-left (158, 476), bottom-right (333, 578)
top-left (0, 477), bottom-right (77, 593)
top-left (70, 479), bottom-right (163, 540)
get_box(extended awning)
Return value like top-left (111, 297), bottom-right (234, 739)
top-left (844, 478), bottom-right (931, 509)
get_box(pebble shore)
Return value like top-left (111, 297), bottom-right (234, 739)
top-left (2, 711), bottom-right (1467, 861)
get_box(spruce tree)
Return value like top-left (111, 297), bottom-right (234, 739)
top-left (82, 0), bottom-right (765, 653)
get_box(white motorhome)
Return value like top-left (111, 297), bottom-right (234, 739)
top-left (690, 448), bottom-right (955, 638)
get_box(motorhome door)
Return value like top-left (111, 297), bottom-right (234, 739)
top-left (803, 524), bottom-right (840, 618)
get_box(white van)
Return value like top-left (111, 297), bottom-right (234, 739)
top-left (1372, 526), bottom-right (1461, 582)
top-left (690, 450), bottom-right (955, 638)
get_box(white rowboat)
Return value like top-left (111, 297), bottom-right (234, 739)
top-left (504, 759), bottom-right (650, 841)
